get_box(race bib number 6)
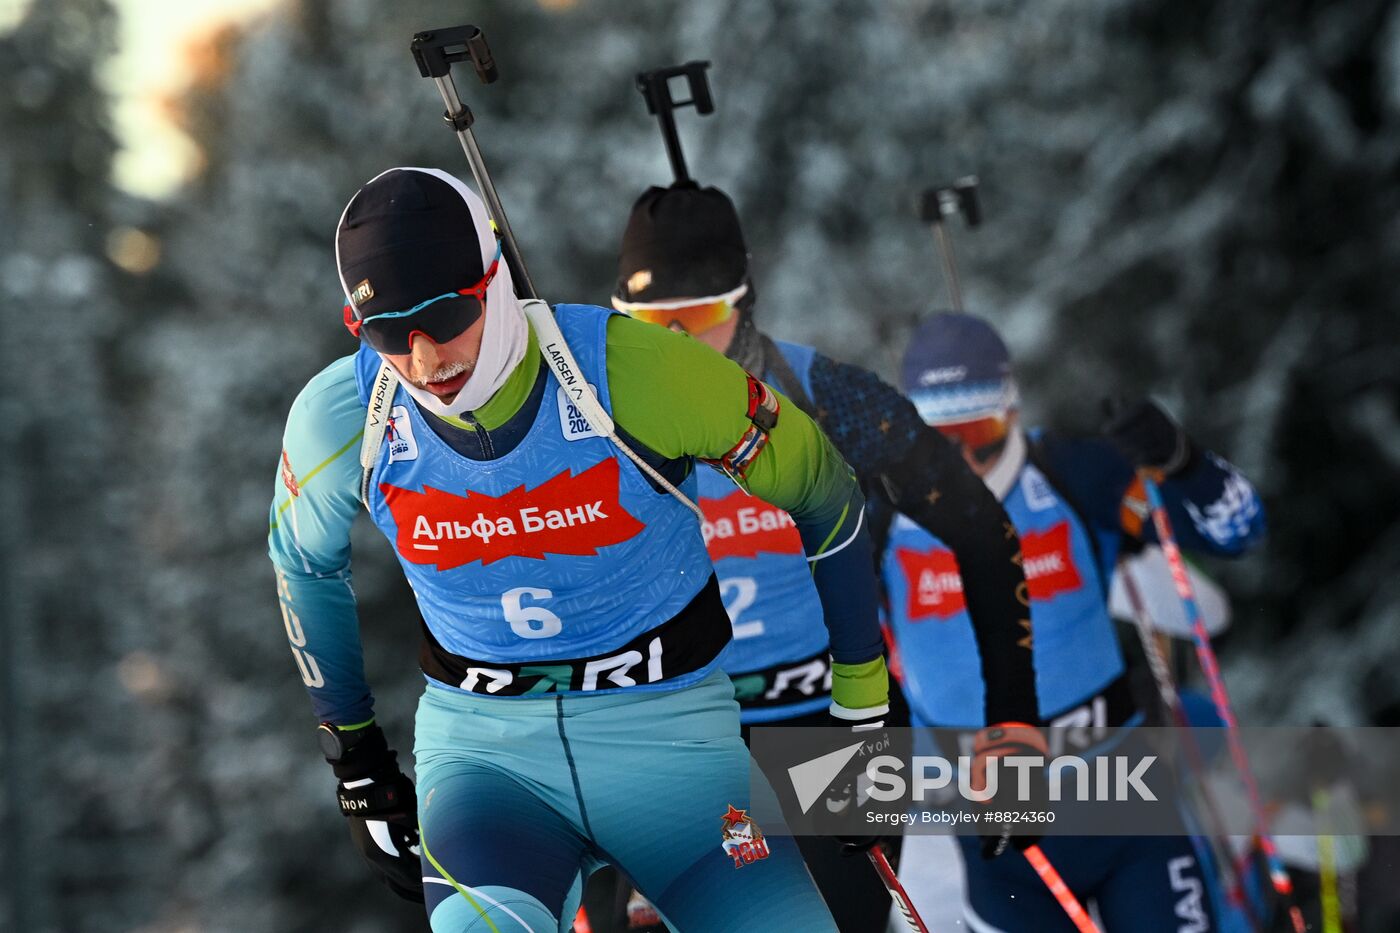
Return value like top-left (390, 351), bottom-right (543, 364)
top-left (502, 586), bottom-right (563, 639)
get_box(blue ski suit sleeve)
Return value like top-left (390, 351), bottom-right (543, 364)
top-left (1033, 432), bottom-right (1267, 562)
top-left (267, 356), bottom-right (376, 726)
top-left (804, 353), bottom-right (1039, 726)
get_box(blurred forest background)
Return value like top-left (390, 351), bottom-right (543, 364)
top-left (1, 0), bottom-right (1397, 929)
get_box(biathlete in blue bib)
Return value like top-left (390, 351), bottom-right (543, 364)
top-left (269, 167), bottom-right (898, 932)
top-left (881, 312), bottom-right (1267, 933)
top-left (592, 181), bottom-right (1044, 933)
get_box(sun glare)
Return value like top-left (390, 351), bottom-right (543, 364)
top-left (106, 0), bottom-right (281, 200)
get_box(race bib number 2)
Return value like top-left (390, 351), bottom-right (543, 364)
top-left (720, 576), bottom-right (764, 639)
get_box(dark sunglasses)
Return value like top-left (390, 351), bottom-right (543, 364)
top-left (344, 237), bottom-right (503, 354)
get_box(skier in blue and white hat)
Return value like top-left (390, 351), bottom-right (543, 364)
top-left (883, 311), bottom-right (1267, 932)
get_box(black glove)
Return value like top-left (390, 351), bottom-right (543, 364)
top-left (1102, 398), bottom-right (1192, 476)
top-left (319, 722), bottom-right (424, 902)
top-left (824, 778), bottom-right (882, 855)
top-left (824, 705), bottom-right (896, 855)
top-left (971, 722), bottom-right (1050, 859)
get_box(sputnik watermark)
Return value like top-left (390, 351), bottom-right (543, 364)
top-left (755, 726), bottom-right (1400, 837)
top-left (865, 755), bottom-right (1158, 804)
top-left (787, 743), bottom-right (1156, 815)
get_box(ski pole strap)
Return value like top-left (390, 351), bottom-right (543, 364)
top-left (360, 362), bottom-right (401, 509)
top-left (524, 300), bottom-right (704, 520)
top-left (418, 574), bottom-right (731, 696)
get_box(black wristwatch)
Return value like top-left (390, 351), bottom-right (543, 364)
top-left (317, 721), bottom-right (364, 762)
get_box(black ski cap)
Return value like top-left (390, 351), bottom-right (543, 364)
top-left (615, 184), bottom-right (748, 302)
top-left (336, 169), bottom-right (484, 320)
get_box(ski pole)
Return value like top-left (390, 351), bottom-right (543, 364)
top-left (634, 61), bottom-right (714, 186)
top-left (1120, 561), bottom-right (1180, 716)
top-left (866, 844), bottom-right (929, 933)
top-left (1120, 562), bottom-right (1262, 931)
top-left (410, 25), bottom-right (537, 299)
top-left (1313, 787), bottom-right (1341, 933)
top-left (1023, 845), bottom-right (1101, 933)
top-left (1137, 471), bottom-right (1306, 933)
top-left (916, 177), bottom-right (981, 312)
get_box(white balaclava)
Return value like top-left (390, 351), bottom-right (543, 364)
top-left (335, 166), bottom-right (528, 418)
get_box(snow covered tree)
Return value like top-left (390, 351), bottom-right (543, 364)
top-left (2, 0), bottom-right (1394, 927)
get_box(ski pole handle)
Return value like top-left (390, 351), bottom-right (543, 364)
top-left (1023, 845), bottom-right (1101, 933)
top-left (866, 845), bottom-right (929, 933)
top-left (634, 61), bottom-right (713, 185)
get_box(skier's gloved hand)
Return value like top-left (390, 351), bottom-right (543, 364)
top-left (970, 722), bottom-right (1050, 859)
top-left (1102, 398), bottom-right (1193, 476)
top-left (818, 747), bottom-right (887, 856)
top-left (829, 800), bottom-right (884, 855)
top-left (825, 657), bottom-right (896, 854)
top-left (827, 657), bottom-right (893, 765)
top-left (319, 721), bottom-right (424, 903)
